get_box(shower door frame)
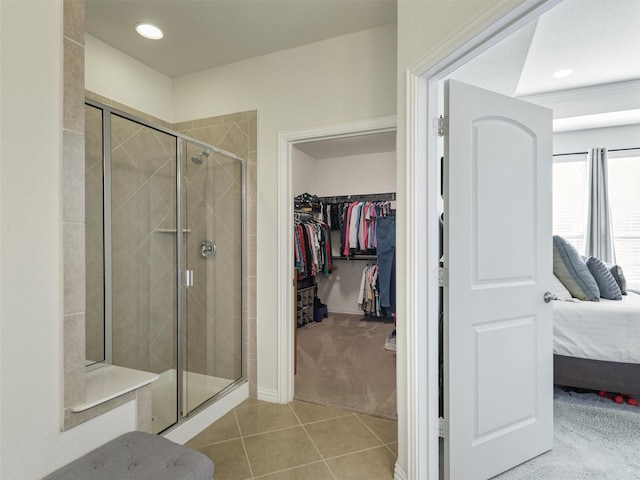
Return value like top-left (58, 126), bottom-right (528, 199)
top-left (86, 98), bottom-right (248, 430)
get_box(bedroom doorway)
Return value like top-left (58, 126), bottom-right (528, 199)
top-left (431, 0), bottom-right (640, 478)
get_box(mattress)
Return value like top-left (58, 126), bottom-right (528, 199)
top-left (553, 292), bottom-right (640, 364)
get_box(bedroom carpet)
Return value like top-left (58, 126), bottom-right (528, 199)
top-left (492, 386), bottom-right (640, 479)
top-left (294, 313), bottom-right (397, 420)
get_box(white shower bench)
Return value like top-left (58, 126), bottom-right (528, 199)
top-left (43, 431), bottom-right (214, 480)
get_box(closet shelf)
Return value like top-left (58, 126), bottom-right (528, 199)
top-left (332, 255), bottom-right (377, 261)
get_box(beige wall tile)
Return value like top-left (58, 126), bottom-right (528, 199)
top-left (63, 0), bottom-right (84, 45)
top-left (85, 89), bottom-right (112, 106)
top-left (218, 124), bottom-right (249, 160)
top-left (224, 111), bottom-right (254, 124)
top-left (63, 130), bottom-right (85, 222)
top-left (191, 115), bottom-right (225, 129)
top-left (172, 120), bottom-right (193, 132)
top-left (136, 384), bottom-right (153, 433)
top-left (63, 38), bottom-right (84, 134)
top-left (247, 235), bottom-right (257, 277)
top-left (64, 313), bottom-right (85, 408)
top-left (63, 4), bottom-right (86, 431)
top-left (190, 124), bottom-right (232, 147)
top-left (64, 222), bottom-right (86, 316)
top-left (248, 358), bottom-right (257, 398)
top-left (249, 114), bottom-right (257, 153)
top-left (111, 100), bottom-right (152, 122)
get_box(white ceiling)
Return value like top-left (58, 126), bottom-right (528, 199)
top-left (85, 0), bottom-right (397, 78)
top-left (85, 0), bottom-right (640, 151)
top-left (295, 131), bottom-right (396, 160)
top-left (450, 0), bottom-right (640, 97)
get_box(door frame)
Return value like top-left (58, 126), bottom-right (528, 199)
top-left (275, 1), bottom-right (563, 479)
top-left (276, 116), bottom-right (397, 403)
top-left (404, 0), bottom-right (560, 479)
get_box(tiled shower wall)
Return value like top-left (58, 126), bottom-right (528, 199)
top-left (63, 0), bottom-right (153, 432)
top-left (110, 114), bottom-right (178, 375)
top-left (177, 113), bottom-right (256, 385)
top-left (84, 92), bottom-right (257, 395)
top-left (62, 0), bottom-right (87, 428)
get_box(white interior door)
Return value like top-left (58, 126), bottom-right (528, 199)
top-left (443, 80), bottom-right (553, 480)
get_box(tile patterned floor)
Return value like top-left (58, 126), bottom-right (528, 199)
top-left (186, 399), bottom-right (397, 480)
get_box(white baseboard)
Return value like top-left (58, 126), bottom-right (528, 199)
top-left (394, 463), bottom-right (408, 480)
top-left (257, 387), bottom-right (280, 403)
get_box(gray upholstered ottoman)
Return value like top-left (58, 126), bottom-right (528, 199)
top-left (44, 431), bottom-right (214, 480)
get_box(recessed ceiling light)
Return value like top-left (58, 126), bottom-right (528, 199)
top-left (135, 23), bottom-right (163, 40)
top-left (552, 69), bottom-right (573, 79)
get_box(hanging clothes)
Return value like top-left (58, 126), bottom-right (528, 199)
top-left (358, 264), bottom-right (387, 317)
top-left (321, 200), bottom-right (393, 257)
top-left (376, 214), bottom-right (396, 315)
top-left (294, 218), bottom-right (332, 280)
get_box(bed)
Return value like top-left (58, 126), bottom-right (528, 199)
top-left (553, 292), bottom-right (640, 396)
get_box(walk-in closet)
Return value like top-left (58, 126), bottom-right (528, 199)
top-left (292, 131), bottom-right (398, 420)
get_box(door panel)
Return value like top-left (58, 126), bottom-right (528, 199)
top-left (182, 141), bottom-right (244, 416)
top-left (107, 112), bottom-right (179, 434)
top-left (444, 80), bottom-right (553, 480)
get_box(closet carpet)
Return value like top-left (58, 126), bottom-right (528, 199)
top-left (295, 313), bottom-right (397, 420)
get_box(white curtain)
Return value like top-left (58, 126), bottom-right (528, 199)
top-left (584, 147), bottom-right (616, 263)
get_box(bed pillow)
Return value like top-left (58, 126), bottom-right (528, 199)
top-left (586, 257), bottom-right (622, 300)
top-left (604, 262), bottom-right (628, 295)
top-left (552, 235), bottom-right (600, 301)
top-left (551, 274), bottom-right (573, 301)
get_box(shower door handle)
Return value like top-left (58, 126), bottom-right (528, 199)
top-left (184, 270), bottom-right (194, 287)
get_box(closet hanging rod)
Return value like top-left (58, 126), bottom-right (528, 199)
top-left (294, 211), bottom-right (317, 221)
top-left (317, 192), bottom-right (396, 203)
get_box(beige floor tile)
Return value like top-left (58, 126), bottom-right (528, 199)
top-left (235, 402), bottom-right (300, 436)
top-left (304, 415), bottom-right (382, 459)
top-left (254, 461), bottom-right (335, 480)
top-left (355, 413), bottom-right (398, 444)
top-left (243, 426), bottom-right (322, 477)
top-left (325, 446), bottom-right (396, 480)
top-left (290, 400), bottom-right (353, 424)
top-left (195, 438), bottom-right (252, 480)
top-left (386, 442), bottom-right (398, 457)
top-left (186, 410), bottom-right (241, 448)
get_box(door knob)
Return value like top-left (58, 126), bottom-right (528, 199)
top-left (543, 292), bottom-right (554, 303)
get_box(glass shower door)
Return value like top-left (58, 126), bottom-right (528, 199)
top-left (108, 112), bottom-right (179, 434)
top-left (181, 141), bottom-right (244, 415)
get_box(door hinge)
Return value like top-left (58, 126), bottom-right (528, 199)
top-left (439, 416), bottom-right (447, 438)
top-left (438, 266), bottom-right (448, 287)
top-left (437, 115), bottom-right (449, 137)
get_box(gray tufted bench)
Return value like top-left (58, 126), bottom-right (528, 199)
top-left (44, 431), bottom-right (214, 480)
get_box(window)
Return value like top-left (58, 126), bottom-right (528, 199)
top-left (608, 150), bottom-right (640, 287)
top-left (552, 154), bottom-right (588, 254)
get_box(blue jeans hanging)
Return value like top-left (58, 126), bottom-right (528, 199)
top-left (376, 215), bottom-right (396, 314)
